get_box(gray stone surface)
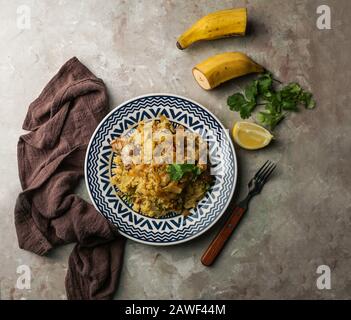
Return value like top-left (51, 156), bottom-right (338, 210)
top-left (0, 0), bottom-right (350, 299)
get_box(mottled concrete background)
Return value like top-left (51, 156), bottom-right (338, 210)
top-left (0, 0), bottom-right (350, 299)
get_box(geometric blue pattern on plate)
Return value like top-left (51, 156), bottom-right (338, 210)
top-left (85, 94), bottom-right (237, 245)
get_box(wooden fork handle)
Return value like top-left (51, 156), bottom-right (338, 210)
top-left (201, 205), bottom-right (246, 266)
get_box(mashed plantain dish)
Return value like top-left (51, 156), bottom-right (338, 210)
top-left (110, 116), bottom-right (212, 218)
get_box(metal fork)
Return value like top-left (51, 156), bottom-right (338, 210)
top-left (201, 160), bottom-right (277, 266)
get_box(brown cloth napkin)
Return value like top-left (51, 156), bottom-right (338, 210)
top-left (14, 57), bottom-right (125, 300)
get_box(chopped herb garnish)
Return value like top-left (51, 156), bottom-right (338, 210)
top-left (167, 164), bottom-right (201, 181)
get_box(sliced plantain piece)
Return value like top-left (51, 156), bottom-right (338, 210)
top-left (192, 52), bottom-right (264, 90)
top-left (177, 8), bottom-right (247, 50)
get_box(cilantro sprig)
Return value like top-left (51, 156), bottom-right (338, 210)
top-left (167, 164), bottom-right (201, 181)
top-left (227, 72), bottom-right (315, 130)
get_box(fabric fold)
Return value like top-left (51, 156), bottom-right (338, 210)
top-left (15, 57), bottom-right (125, 300)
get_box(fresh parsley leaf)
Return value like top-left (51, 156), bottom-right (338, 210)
top-left (167, 164), bottom-right (202, 181)
top-left (227, 93), bottom-right (246, 111)
top-left (244, 80), bottom-right (258, 102)
top-left (257, 73), bottom-right (273, 95)
top-left (167, 164), bottom-right (183, 181)
top-left (240, 100), bottom-right (256, 119)
top-left (299, 91), bottom-right (316, 109)
top-left (281, 99), bottom-right (298, 111)
top-left (280, 83), bottom-right (302, 100)
top-left (227, 82), bottom-right (258, 119)
top-left (265, 93), bottom-right (282, 113)
top-left (257, 111), bottom-right (285, 130)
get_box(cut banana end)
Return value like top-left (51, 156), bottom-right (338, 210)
top-left (192, 52), bottom-right (264, 90)
top-left (232, 121), bottom-right (273, 150)
top-left (192, 69), bottom-right (212, 90)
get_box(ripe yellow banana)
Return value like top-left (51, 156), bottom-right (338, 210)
top-left (177, 8), bottom-right (247, 50)
top-left (192, 52), bottom-right (264, 90)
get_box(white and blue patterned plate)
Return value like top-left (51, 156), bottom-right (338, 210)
top-left (85, 94), bottom-right (237, 245)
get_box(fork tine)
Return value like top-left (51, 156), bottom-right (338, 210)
top-left (256, 160), bottom-right (273, 180)
top-left (254, 160), bottom-right (270, 179)
top-left (256, 161), bottom-right (273, 182)
top-left (256, 161), bottom-right (274, 182)
top-left (261, 163), bottom-right (276, 182)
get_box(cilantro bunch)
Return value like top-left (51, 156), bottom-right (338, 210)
top-left (227, 73), bottom-right (315, 130)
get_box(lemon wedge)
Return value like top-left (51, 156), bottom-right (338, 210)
top-left (232, 121), bottom-right (273, 150)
